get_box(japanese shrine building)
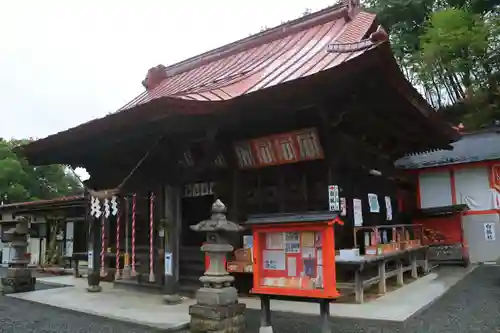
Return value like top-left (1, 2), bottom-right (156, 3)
top-left (18, 0), bottom-right (458, 295)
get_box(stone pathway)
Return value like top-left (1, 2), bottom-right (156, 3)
top-left (0, 265), bottom-right (499, 332)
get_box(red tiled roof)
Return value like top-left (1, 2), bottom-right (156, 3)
top-left (119, 4), bottom-right (378, 110)
top-left (19, 3), bottom-right (395, 164)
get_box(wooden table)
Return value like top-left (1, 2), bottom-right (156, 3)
top-left (335, 246), bottom-right (429, 303)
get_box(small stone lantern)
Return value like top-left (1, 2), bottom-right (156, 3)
top-left (189, 199), bottom-right (246, 333)
top-left (1, 217), bottom-right (36, 294)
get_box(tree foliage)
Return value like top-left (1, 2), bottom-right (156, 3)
top-left (0, 138), bottom-right (83, 204)
top-left (365, 0), bottom-right (499, 129)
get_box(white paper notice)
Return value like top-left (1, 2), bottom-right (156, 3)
top-left (88, 251), bottom-right (93, 269)
top-left (340, 197), bottom-right (347, 216)
top-left (165, 252), bottom-right (173, 276)
top-left (368, 193), bottom-right (380, 213)
top-left (484, 223), bottom-right (496, 241)
top-left (353, 198), bottom-right (363, 226)
top-left (385, 196), bottom-right (393, 220)
top-left (287, 257), bottom-right (297, 277)
top-left (263, 250), bottom-right (286, 270)
top-left (266, 233), bottom-right (284, 249)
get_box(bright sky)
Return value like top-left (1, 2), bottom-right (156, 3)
top-left (0, 0), bottom-right (336, 140)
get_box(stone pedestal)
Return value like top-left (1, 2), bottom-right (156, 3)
top-left (87, 271), bottom-right (102, 292)
top-left (190, 302), bottom-right (245, 333)
top-left (188, 199), bottom-right (246, 333)
top-left (1, 218), bottom-right (35, 294)
top-left (1, 268), bottom-right (36, 294)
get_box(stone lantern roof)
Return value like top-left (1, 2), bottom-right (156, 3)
top-left (190, 199), bottom-right (244, 233)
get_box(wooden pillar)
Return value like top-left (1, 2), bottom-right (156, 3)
top-left (163, 185), bottom-right (182, 304)
top-left (396, 258), bottom-right (404, 286)
top-left (87, 195), bottom-right (102, 292)
top-left (411, 252), bottom-right (418, 279)
top-left (354, 268), bottom-right (364, 303)
top-left (422, 248), bottom-right (430, 274)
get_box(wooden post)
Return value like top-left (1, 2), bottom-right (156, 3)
top-left (163, 185), bottom-right (181, 304)
top-left (319, 299), bottom-right (331, 333)
top-left (411, 252), bottom-right (418, 279)
top-left (354, 268), bottom-right (364, 303)
top-left (87, 214), bottom-right (102, 292)
top-left (259, 295), bottom-right (273, 332)
top-left (422, 248), bottom-right (430, 274)
top-left (396, 259), bottom-right (404, 286)
top-left (378, 260), bottom-right (387, 294)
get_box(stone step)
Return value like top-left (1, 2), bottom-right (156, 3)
top-left (113, 279), bottom-right (163, 295)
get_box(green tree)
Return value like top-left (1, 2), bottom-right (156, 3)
top-left (0, 138), bottom-right (83, 203)
top-left (365, 0), bottom-right (499, 129)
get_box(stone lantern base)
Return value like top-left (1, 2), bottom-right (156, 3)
top-left (189, 300), bottom-right (246, 333)
top-left (1, 268), bottom-right (36, 294)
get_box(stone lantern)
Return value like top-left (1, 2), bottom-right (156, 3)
top-left (188, 199), bottom-right (246, 333)
top-left (1, 217), bottom-right (36, 294)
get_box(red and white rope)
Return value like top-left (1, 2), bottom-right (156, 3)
top-left (149, 192), bottom-right (155, 282)
top-left (131, 193), bottom-right (137, 276)
top-left (115, 204), bottom-right (121, 280)
top-left (100, 217), bottom-right (106, 277)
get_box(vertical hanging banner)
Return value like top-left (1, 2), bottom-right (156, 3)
top-left (353, 199), bottom-right (363, 226)
top-left (328, 185), bottom-right (340, 212)
top-left (385, 196), bottom-right (393, 221)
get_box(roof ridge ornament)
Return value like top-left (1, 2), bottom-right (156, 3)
top-left (142, 64), bottom-right (168, 91)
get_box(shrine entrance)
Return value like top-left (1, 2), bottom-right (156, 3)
top-left (181, 195), bottom-right (214, 247)
top-left (178, 181), bottom-right (216, 293)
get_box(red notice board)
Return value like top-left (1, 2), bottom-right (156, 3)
top-left (250, 218), bottom-right (341, 299)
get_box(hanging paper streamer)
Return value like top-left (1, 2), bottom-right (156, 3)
top-left (90, 197), bottom-right (102, 218)
top-left (131, 193), bottom-right (137, 276)
top-left (114, 196), bottom-right (121, 280)
top-left (149, 192), bottom-right (155, 282)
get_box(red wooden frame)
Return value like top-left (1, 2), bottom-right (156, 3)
top-left (250, 219), bottom-right (341, 299)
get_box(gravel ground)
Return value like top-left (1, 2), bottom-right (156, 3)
top-left (0, 265), bottom-right (498, 333)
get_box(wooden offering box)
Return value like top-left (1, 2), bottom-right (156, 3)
top-left (246, 211), bottom-right (343, 299)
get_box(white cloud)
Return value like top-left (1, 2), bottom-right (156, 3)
top-left (0, 0), bottom-right (335, 139)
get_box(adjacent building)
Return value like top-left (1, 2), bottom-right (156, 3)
top-left (396, 128), bottom-right (500, 263)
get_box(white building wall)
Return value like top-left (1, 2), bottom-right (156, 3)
top-left (419, 171), bottom-right (453, 208)
top-left (454, 166), bottom-right (494, 211)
